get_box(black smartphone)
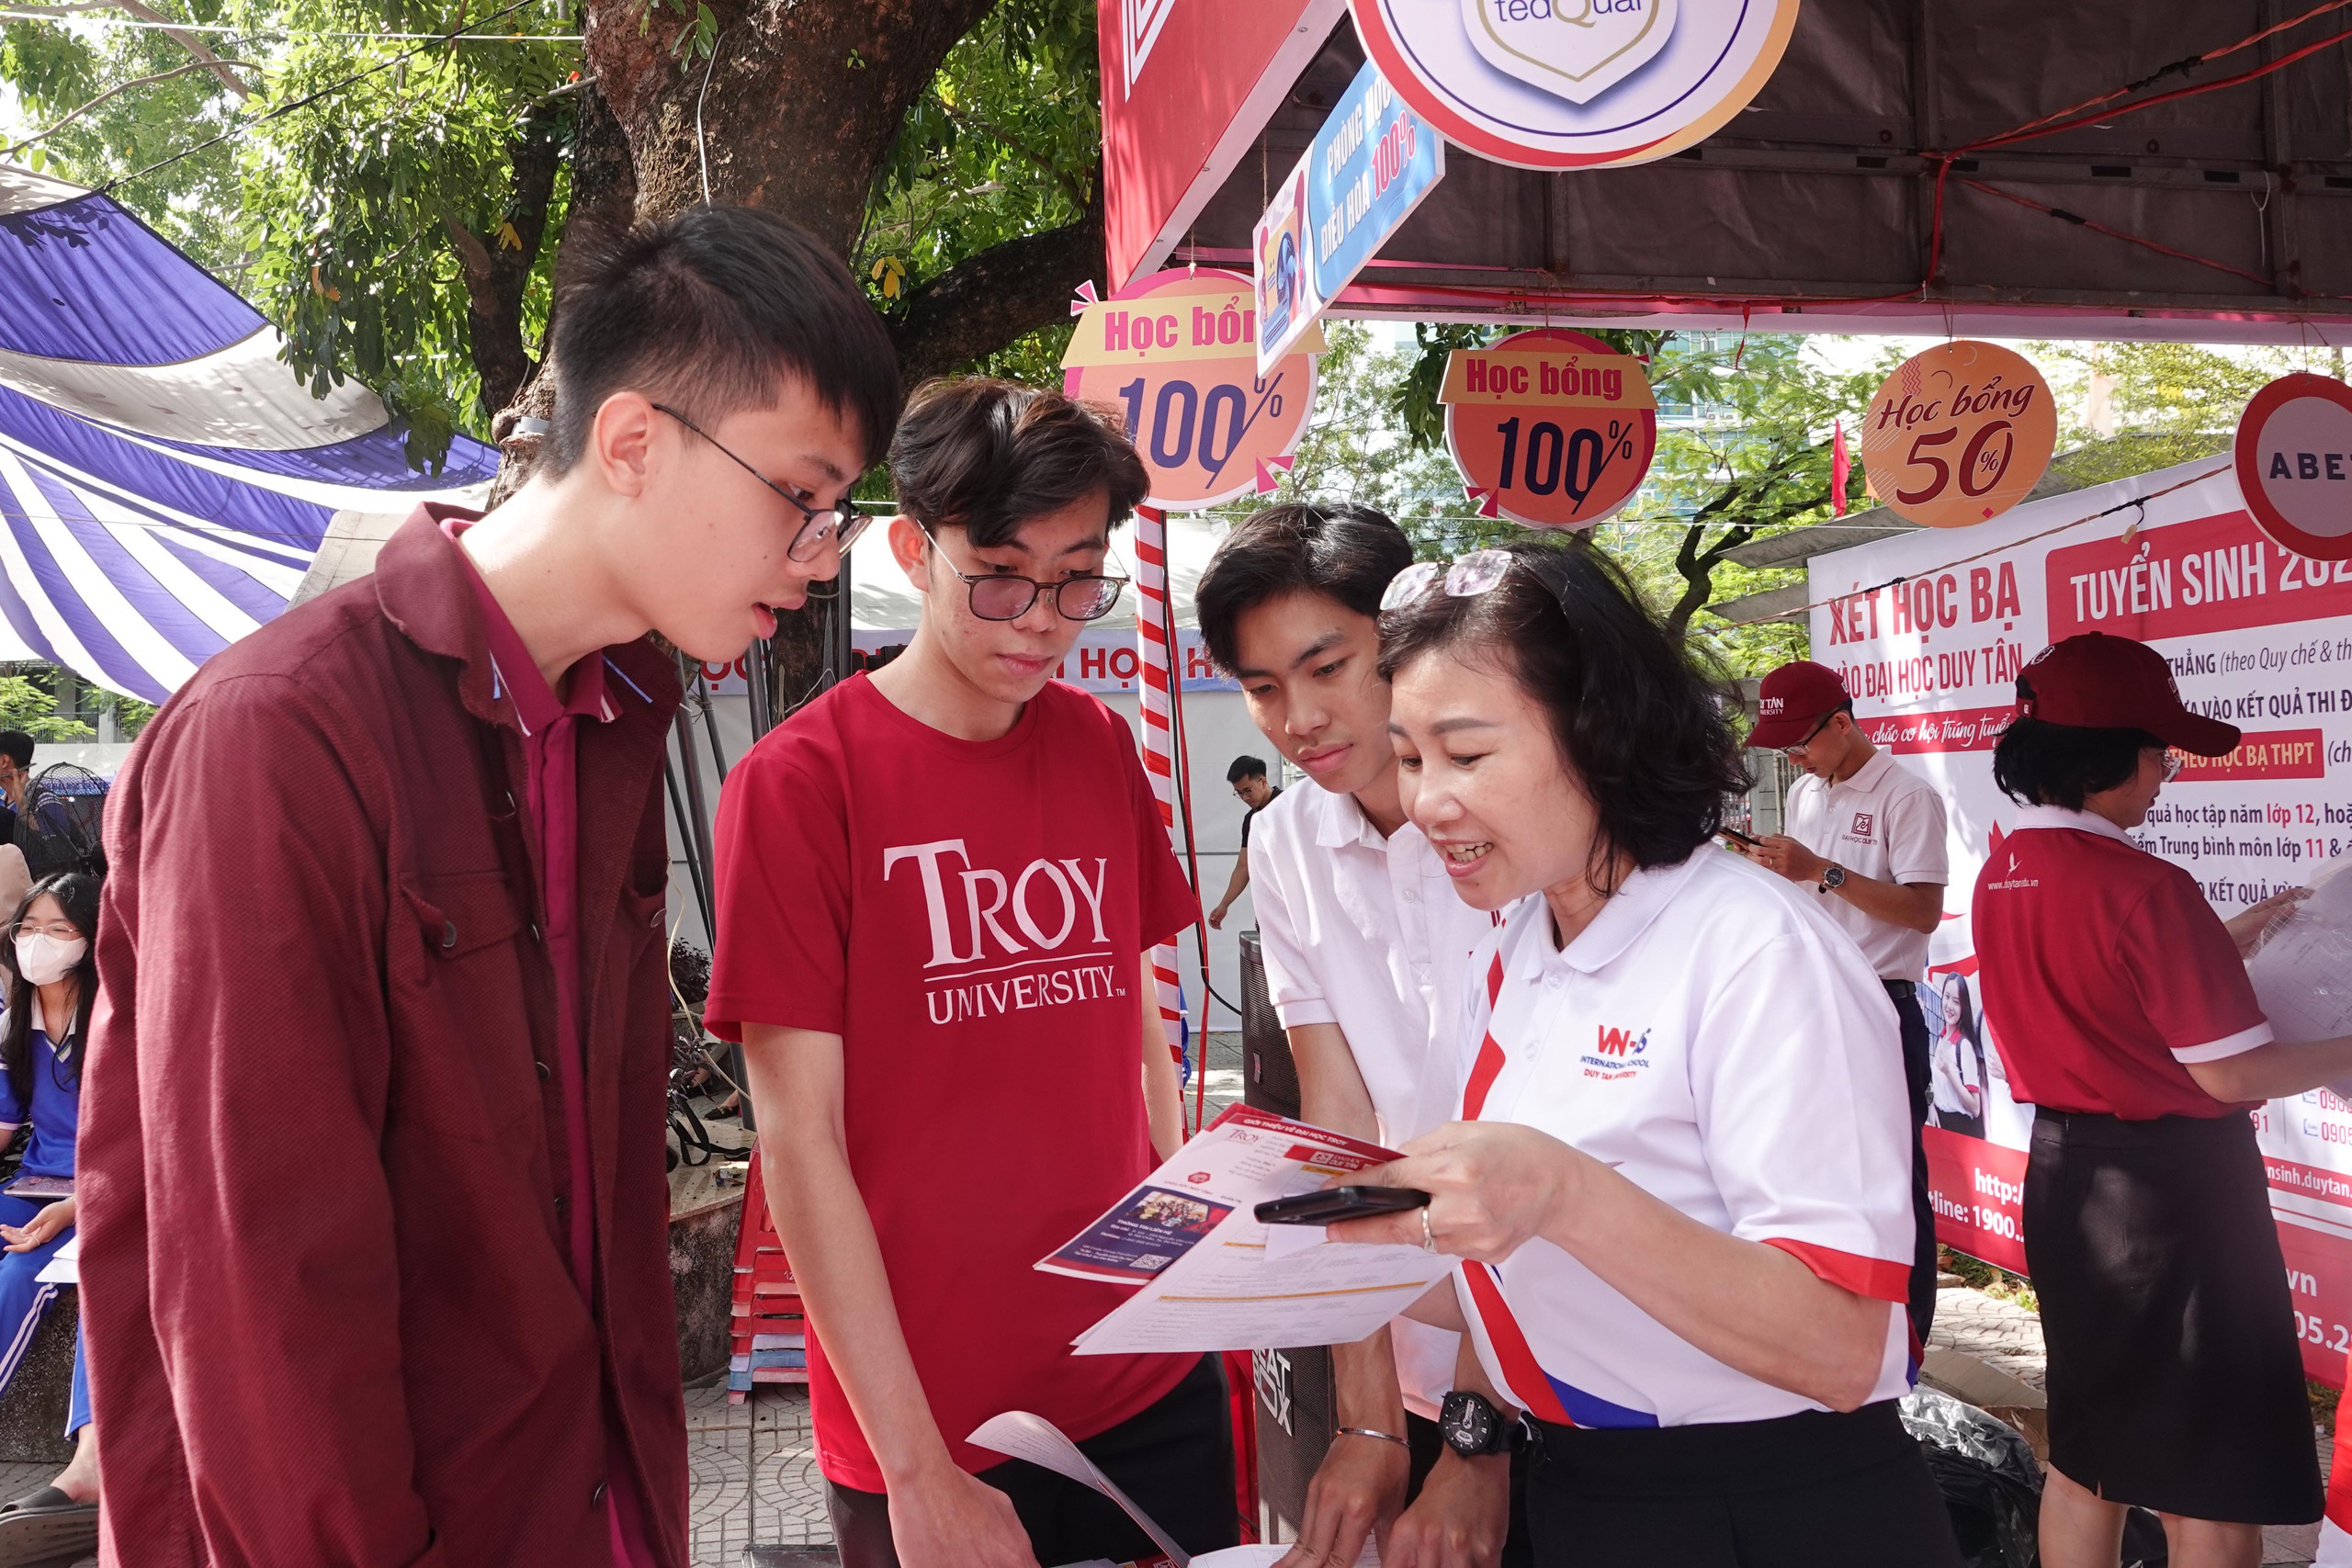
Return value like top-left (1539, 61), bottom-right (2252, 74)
top-left (1254, 1186), bottom-right (1432, 1225)
top-left (1717, 825), bottom-right (1761, 852)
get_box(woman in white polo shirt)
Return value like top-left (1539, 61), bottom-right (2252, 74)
top-left (1334, 542), bottom-right (1962, 1568)
top-left (1973, 632), bottom-right (2351, 1568)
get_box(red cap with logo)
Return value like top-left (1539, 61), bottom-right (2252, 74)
top-left (2017, 632), bottom-right (2240, 756)
top-left (1747, 660), bottom-right (1853, 750)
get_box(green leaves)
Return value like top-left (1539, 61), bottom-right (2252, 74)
top-left (2, 0), bottom-right (579, 468)
top-left (860, 0), bottom-right (1099, 319)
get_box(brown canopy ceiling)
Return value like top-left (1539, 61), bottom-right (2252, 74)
top-left (1108, 1), bottom-right (2352, 344)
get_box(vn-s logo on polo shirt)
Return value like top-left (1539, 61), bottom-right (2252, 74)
top-left (883, 839), bottom-right (1128, 1025)
top-left (1581, 1023), bottom-right (1652, 1081)
top-left (1849, 812), bottom-right (1875, 841)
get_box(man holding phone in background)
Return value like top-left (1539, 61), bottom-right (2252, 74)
top-left (1197, 503), bottom-right (1529, 1568)
top-left (1747, 659), bottom-right (1949, 1345)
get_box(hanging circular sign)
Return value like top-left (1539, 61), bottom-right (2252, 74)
top-left (1440, 328), bottom-right (1658, 529)
top-left (1860, 342), bottom-right (2056, 528)
top-left (1061, 268), bottom-right (1321, 512)
top-left (2233, 373), bottom-right (2352, 562)
top-left (1348, 0), bottom-right (1802, 172)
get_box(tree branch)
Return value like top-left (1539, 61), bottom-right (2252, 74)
top-left (2, 55), bottom-right (256, 157)
top-left (886, 185), bottom-right (1102, 387)
top-left (934, 99), bottom-right (1090, 209)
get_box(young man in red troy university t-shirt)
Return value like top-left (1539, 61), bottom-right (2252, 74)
top-left (78, 209), bottom-right (899, 1568)
top-left (706, 379), bottom-right (1233, 1568)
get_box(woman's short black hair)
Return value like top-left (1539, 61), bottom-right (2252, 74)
top-left (1376, 541), bottom-right (1749, 895)
top-left (1991, 715), bottom-right (2162, 810)
top-left (890, 379), bottom-right (1149, 547)
top-left (545, 206), bottom-right (903, 475)
top-left (1196, 502), bottom-right (1415, 674)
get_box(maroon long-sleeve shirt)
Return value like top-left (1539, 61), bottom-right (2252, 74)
top-left (78, 507), bottom-right (689, 1567)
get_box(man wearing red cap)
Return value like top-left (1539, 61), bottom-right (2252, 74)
top-left (1747, 659), bottom-right (1948, 1345)
top-left (1973, 631), bottom-right (2347, 1568)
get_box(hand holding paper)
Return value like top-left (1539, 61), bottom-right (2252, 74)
top-left (1036, 1106), bottom-right (1452, 1356)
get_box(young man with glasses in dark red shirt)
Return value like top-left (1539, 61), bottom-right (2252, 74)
top-left (705, 379), bottom-right (1231, 1568)
top-left (79, 208), bottom-right (899, 1568)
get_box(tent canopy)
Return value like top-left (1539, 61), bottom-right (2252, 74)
top-left (0, 164), bottom-right (494, 702)
top-left (1104, 1), bottom-right (2352, 344)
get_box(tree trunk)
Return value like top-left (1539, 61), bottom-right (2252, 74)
top-left (1665, 521), bottom-right (1756, 638)
top-left (489, 82), bottom-right (639, 504)
top-left (447, 97), bottom-right (565, 422)
top-left (583, 0), bottom-right (995, 246)
top-left (516, 2), bottom-right (1116, 710)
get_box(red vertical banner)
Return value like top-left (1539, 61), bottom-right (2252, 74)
top-left (1921, 1126), bottom-right (2030, 1275)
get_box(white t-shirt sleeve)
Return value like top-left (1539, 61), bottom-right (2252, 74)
top-left (1688, 928), bottom-right (1917, 1303)
top-left (1248, 829), bottom-right (1337, 1030)
top-left (1884, 777), bottom-right (1950, 887)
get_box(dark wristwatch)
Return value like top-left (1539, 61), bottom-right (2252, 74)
top-left (1819, 863), bottom-right (1848, 894)
top-left (1439, 1390), bottom-right (1528, 1458)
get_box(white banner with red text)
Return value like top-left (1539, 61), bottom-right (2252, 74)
top-left (689, 628), bottom-right (1240, 699)
top-left (1806, 454), bottom-right (2352, 1383)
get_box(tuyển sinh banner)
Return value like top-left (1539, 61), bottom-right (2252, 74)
top-left (1804, 454), bottom-right (2352, 1383)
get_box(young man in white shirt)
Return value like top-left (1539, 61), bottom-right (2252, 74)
top-left (1197, 504), bottom-right (1527, 1568)
top-left (1748, 660), bottom-right (1948, 1344)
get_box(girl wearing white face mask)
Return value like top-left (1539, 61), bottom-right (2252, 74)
top-left (0, 872), bottom-right (103, 1562)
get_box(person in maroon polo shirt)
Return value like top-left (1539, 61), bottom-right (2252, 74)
top-left (1973, 633), bottom-right (2352, 1568)
top-left (75, 208), bottom-right (899, 1568)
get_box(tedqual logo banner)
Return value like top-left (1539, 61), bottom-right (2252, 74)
top-left (1351, 0), bottom-right (1800, 170)
top-left (1464, 0), bottom-right (1677, 105)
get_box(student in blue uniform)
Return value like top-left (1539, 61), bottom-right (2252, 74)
top-left (0, 873), bottom-right (102, 1563)
top-left (0, 874), bottom-right (96, 1389)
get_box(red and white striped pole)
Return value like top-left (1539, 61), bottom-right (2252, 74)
top-left (1132, 504), bottom-right (1186, 1074)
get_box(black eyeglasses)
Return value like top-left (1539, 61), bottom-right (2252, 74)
top-left (913, 520), bottom-right (1128, 623)
top-left (1785, 711), bottom-right (1838, 758)
top-left (652, 403), bottom-right (870, 564)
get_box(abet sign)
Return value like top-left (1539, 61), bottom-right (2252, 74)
top-left (2234, 373), bottom-right (2352, 563)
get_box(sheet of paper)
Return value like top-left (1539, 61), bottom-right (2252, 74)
top-left (35, 1232), bottom-right (75, 1286)
top-left (1041, 1105), bottom-right (1450, 1356)
top-left (970, 1411), bottom-right (1193, 1567)
top-left (2248, 869), bottom-right (2352, 1053)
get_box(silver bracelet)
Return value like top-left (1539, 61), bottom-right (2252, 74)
top-left (1336, 1427), bottom-right (1410, 1450)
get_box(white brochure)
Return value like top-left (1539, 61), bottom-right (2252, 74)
top-left (1037, 1105), bottom-right (1449, 1357)
top-left (969, 1408), bottom-right (1374, 1568)
top-left (2249, 864), bottom-right (2352, 1050)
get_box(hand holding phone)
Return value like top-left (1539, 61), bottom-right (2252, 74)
top-left (1254, 1186), bottom-right (1432, 1226)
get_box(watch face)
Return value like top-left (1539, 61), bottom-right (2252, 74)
top-left (1441, 1392), bottom-right (1494, 1455)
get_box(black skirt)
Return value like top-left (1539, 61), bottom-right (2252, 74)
top-left (1522, 1401), bottom-right (1963, 1568)
top-left (2025, 1106), bottom-right (2324, 1523)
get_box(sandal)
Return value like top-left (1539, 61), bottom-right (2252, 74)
top-left (0, 1483), bottom-right (98, 1565)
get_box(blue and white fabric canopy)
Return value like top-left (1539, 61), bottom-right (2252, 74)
top-left (0, 163), bottom-right (498, 702)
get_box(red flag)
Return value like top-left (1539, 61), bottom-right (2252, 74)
top-left (1831, 419), bottom-right (1851, 516)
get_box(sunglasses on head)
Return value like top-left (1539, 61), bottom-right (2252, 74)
top-left (1379, 548), bottom-right (1516, 613)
